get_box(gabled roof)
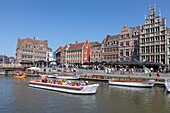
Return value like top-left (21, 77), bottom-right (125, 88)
top-left (130, 26), bottom-right (140, 35)
top-left (102, 35), bottom-right (119, 45)
top-left (67, 42), bottom-right (84, 51)
top-left (89, 41), bottom-right (101, 47)
top-left (17, 37), bottom-right (48, 49)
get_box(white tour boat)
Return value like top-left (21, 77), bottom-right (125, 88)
top-left (108, 78), bottom-right (155, 88)
top-left (42, 74), bottom-right (80, 80)
top-left (55, 74), bottom-right (80, 80)
top-left (165, 79), bottom-right (170, 92)
top-left (29, 80), bottom-right (99, 94)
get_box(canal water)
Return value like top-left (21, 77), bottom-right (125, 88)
top-left (0, 76), bottom-right (170, 113)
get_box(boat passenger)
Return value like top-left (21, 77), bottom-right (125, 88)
top-left (66, 80), bottom-right (72, 86)
top-left (85, 81), bottom-right (88, 85)
top-left (62, 80), bottom-right (66, 85)
top-left (80, 81), bottom-right (85, 86)
top-left (42, 75), bottom-right (48, 83)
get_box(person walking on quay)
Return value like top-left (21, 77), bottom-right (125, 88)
top-left (112, 67), bottom-right (114, 74)
top-left (131, 68), bottom-right (134, 75)
top-left (156, 69), bottom-right (160, 81)
top-left (143, 66), bottom-right (151, 77)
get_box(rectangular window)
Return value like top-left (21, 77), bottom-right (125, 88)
top-left (146, 46), bottom-right (149, 53)
top-left (85, 45), bottom-right (88, 48)
top-left (134, 48), bottom-right (138, 56)
top-left (120, 50), bottom-right (123, 56)
top-left (84, 50), bottom-right (87, 54)
top-left (156, 45), bottom-right (160, 52)
top-left (126, 49), bottom-right (129, 56)
top-left (120, 42), bottom-right (124, 46)
top-left (134, 40), bottom-right (138, 45)
top-left (84, 55), bottom-right (87, 60)
top-left (126, 41), bottom-right (129, 46)
top-left (142, 47), bottom-right (145, 54)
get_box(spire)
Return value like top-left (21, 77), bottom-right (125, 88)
top-left (154, 2), bottom-right (156, 13)
top-left (123, 23), bottom-right (127, 28)
top-left (149, 5), bottom-right (151, 12)
top-left (159, 8), bottom-right (161, 17)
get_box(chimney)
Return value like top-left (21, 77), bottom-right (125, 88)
top-left (76, 40), bottom-right (78, 44)
top-left (86, 39), bottom-right (88, 43)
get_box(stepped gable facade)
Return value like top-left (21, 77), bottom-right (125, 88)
top-left (119, 24), bottom-right (140, 61)
top-left (139, 4), bottom-right (168, 65)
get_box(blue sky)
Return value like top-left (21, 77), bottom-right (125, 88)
top-left (0, 0), bottom-right (170, 57)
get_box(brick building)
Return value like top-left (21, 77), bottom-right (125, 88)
top-left (16, 37), bottom-right (49, 67)
top-left (55, 45), bottom-right (68, 65)
top-left (90, 42), bottom-right (103, 62)
top-left (66, 40), bottom-right (90, 64)
top-left (102, 35), bottom-right (119, 62)
top-left (119, 24), bottom-right (140, 61)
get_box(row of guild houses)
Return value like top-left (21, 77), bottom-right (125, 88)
top-left (54, 4), bottom-right (170, 69)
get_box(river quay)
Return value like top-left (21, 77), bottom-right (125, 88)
top-left (68, 69), bottom-right (170, 83)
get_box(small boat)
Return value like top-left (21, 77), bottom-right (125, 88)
top-left (26, 67), bottom-right (41, 77)
top-left (108, 78), bottom-right (155, 88)
top-left (14, 70), bottom-right (27, 78)
top-left (165, 79), bottom-right (170, 92)
top-left (29, 80), bottom-right (99, 94)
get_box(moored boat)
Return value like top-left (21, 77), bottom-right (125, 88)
top-left (44, 74), bottom-right (80, 80)
top-left (14, 70), bottom-right (27, 78)
top-left (165, 79), bottom-right (170, 92)
top-left (108, 78), bottom-right (155, 88)
top-left (55, 75), bottom-right (80, 80)
top-left (29, 80), bottom-right (99, 94)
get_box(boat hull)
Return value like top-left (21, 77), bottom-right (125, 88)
top-left (109, 79), bottom-right (155, 88)
top-left (165, 79), bottom-right (170, 92)
top-left (14, 75), bottom-right (27, 78)
top-left (29, 81), bottom-right (99, 94)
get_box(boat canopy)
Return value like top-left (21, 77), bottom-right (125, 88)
top-left (26, 67), bottom-right (40, 71)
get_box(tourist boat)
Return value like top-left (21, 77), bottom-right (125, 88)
top-left (29, 80), bottom-right (99, 94)
top-left (108, 78), bottom-right (155, 88)
top-left (55, 74), bottom-right (80, 80)
top-left (44, 74), bottom-right (80, 80)
top-left (165, 79), bottom-right (170, 92)
top-left (14, 70), bottom-right (27, 78)
top-left (26, 67), bottom-right (41, 77)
